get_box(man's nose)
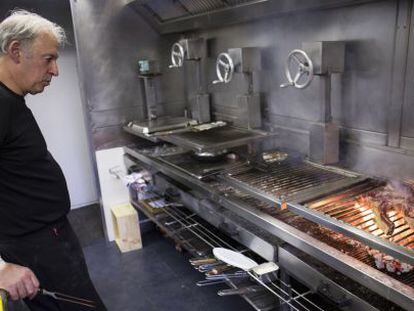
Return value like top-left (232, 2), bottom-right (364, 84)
top-left (50, 61), bottom-right (59, 76)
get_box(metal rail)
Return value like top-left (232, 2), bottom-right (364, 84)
top-left (248, 271), bottom-right (326, 311)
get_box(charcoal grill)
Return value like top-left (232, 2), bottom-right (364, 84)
top-left (124, 145), bottom-right (414, 310)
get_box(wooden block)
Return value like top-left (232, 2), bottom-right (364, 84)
top-left (111, 203), bottom-right (142, 252)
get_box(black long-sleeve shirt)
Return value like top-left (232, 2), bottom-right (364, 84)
top-left (0, 82), bottom-right (70, 237)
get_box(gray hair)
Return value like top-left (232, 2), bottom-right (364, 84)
top-left (0, 9), bottom-right (66, 55)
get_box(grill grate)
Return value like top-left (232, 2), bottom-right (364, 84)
top-left (224, 160), bottom-right (351, 202)
top-left (305, 180), bottom-right (414, 250)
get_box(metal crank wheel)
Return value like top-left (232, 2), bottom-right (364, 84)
top-left (280, 49), bottom-right (314, 89)
top-left (169, 42), bottom-right (185, 68)
top-left (212, 52), bottom-right (234, 84)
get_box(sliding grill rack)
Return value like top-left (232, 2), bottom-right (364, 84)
top-left (222, 160), bottom-right (365, 204)
top-left (131, 191), bottom-right (341, 311)
top-left (131, 195), bottom-right (239, 256)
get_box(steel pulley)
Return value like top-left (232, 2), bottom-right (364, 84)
top-left (212, 52), bottom-right (234, 84)
top-left (169, 42), bottom-right (185, 68)
top-left (280, 49), bottom-right (314, 89)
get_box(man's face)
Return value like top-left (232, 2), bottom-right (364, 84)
top-left (18, 32), bottom-right (59, 95)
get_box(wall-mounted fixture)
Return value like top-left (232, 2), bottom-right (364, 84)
top-left (280, 41), bottom-right (345, 164)
top-left (138, 59), bottom-right (162, 120)
top-left (212, 52), bottom-right (234, 84)
top-left (280, 49), bottom-right (314, 89)
top-left (212, 47), bottom-right (261, 85)
top-left (213, 47), bottom-right (262, 129)
top-left (168, 38), bottom-right (206, 68)
top-left (168, 37), bottom-right (210, 124)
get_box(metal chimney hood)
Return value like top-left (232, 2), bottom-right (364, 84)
top-left (128, 0), bottom-right (376, 34)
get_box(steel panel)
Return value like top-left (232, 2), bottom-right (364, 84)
top-left (70, 0), bottom-right (161, 148)
top-left (402, 1), bottom-right (414, 138)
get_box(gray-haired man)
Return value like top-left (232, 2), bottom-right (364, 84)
top-left (0, 9), bottom-right (106, 310)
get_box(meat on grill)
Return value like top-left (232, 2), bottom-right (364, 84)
top-left (358, 181), bottom-right (414, 235)
top-left (357, 195), bottom-right (394, 235)
top-left (366, 248), bottom-right (413, 274)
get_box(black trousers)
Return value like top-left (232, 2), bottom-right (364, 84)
top-left (0, 217), bottom-right (107, 311)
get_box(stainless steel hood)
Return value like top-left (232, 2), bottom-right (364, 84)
top-left (128, 0), bottom-right (377, 34)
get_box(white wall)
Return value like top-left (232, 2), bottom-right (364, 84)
top-left (27, 50), bottom-right (98, 209)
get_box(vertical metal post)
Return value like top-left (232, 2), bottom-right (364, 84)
top-left (143, 77), bottom-right (162, 120)
top-left (321, 75), bottom-right (332, 123)
top-left (387, 0), bottom-right (412, 147)
top-left (280, 269), bottom-right (292, 311)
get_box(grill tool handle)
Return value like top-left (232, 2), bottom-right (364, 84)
top-left (0, 289), bottom-right (8, 311)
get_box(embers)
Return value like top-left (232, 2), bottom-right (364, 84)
top-left (306, 180), bottom-right (414, 250)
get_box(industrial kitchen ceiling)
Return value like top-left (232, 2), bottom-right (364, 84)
top-left (134, 0), bottom-right (255, 21)
top-left (128, 0), bottom-right (376, 34)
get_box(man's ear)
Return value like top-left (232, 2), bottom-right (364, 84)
top-left (7, 40), bottom-right (22, 63)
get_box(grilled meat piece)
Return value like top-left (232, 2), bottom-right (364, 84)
top-left (367, 248), bottom-right (414, 274)
top-left (358, 196), bottom-right (395, 235)
top-left (358, 181), bottom-right (414, 233)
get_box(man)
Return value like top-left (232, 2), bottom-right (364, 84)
top-left (0, 9), bottom-right (106, 310)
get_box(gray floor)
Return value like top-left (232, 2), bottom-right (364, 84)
top-left (84, 230), bottom-right (254, 311)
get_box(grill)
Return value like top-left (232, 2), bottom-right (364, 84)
top-left (124, 145), bottom-right (414, 309)
top-left (224, 160), bottom-right (362, 203)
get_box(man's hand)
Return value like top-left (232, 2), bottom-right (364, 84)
top-left (0, 262), bottom-right (39, 300)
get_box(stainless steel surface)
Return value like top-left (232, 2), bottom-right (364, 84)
top-left (143, 75), bottom-right (163, 120)
top-left (129, 0), bottom-right (378, 34)
top-left (302, 42), bottom-right (345, 75)
top-left (153, 176), bottom-right (343, 311)
top-left (70, 0), bottom-right (160, 149)
top-left (278, 247), bottom-right (379, 311)
top-left (228, 48), bottom-right (261, 73)
top-left (127, 116), bottom-right (197, 134)
top-left (158, 126), bottom-right (274, 153)
top-left (71, 0), bottom-right (414, 308)
top-left (155, 150), bottom-right (247, 180)
top-left (180, 38), bottom-right (206, 61)
top-left (123, 147), bottom-right (414, 309)
top-left (191, 94), bottom-right (211, 123)
top-left (309, 122), bottom-right (339, 164)
top-left (222, 159), bottom-right (362, 203)
top-left (217, 285), bottom-right (265, 296)
top-left (72, 0), bottom-right (414, 178)
top-left (387, 0), bottom-right (412, 148)
top-left (237, 94), bottom-right (262, 129)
